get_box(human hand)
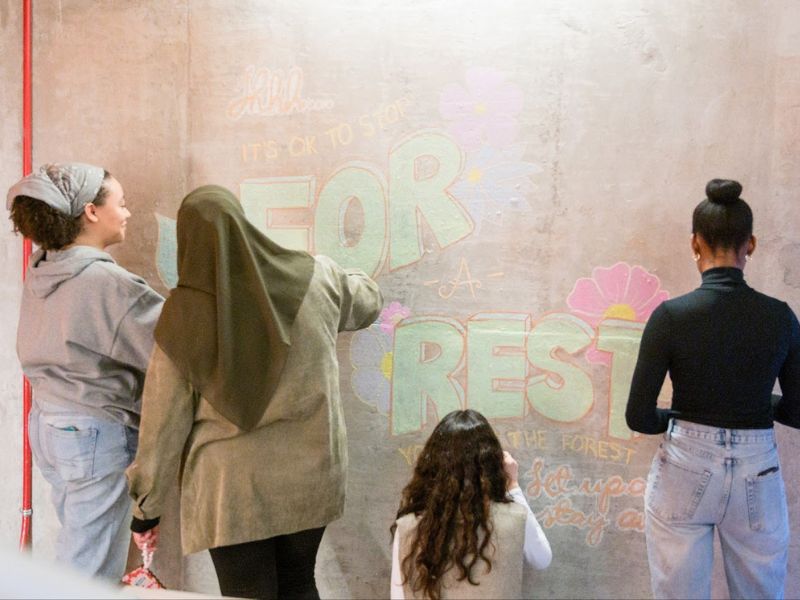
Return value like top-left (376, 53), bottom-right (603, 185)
top-left (133, 525), bottom-right (159, 553)
top-left (503, 451), bottom-right (519, 490)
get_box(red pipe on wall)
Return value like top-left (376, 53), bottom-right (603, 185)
top-left (20, 0), bottom-right (33, 552)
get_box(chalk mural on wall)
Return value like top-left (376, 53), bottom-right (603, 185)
top-left (424, 257), bottom-right (495, 300)
top-left (25, 4), bottom-right (800, 594)
top-left (153, 66), bottom-right (670, 548)
top-left (350, 302), bottom-right (412, 415)
top-left (242, 129), bottom-right (473, 275)
top-left (527, 458), bottom-right (647, 546)
top-left (439, 67), bottom-right (525, 152)
top-left (238, 95), bottom-right (413, 162)
top-left (154, 67), bottom-right (542, 285)
top-left (450, 145), bottom-right (541, 235)
top-left (386, 264), bottom-right (667, 442)
top-left (567, 262), bottom-right (670, 365)
top-left (440, 68), bottom-right (539, 233)
top-left (226, 66), bottom-right (335, 120)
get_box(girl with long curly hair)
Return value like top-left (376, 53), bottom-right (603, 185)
top-left (391, 409), bottom-right (551, 599)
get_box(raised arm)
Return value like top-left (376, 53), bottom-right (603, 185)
top-left (503, 451), bottom-right (551, 569)
top-left (390, 531), bottom-right (405, 600)
top-left (336, 265), bottom-right (383, 332)
top-left (508, 486), bottom-right (552, 569)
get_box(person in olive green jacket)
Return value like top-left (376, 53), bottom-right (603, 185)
top-left (125, 185), bottom-right (383, 599)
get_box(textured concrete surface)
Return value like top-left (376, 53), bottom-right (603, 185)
top-left (1, 2), bottom-right (799, 598)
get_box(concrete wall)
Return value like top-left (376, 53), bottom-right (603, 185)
top-left (1, 1), bottom-right (799, 598)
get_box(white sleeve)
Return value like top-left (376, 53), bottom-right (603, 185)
top-left (508, 486), bottom-right (552, 570)
top-left (390, 532), bottom-right (405, 599)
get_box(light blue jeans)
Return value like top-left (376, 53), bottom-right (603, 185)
top-left (29, 404), bottom-right (137, 580)
top-left (645, 419), bottom-right (788, 599)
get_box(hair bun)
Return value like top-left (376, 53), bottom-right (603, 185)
top-left (705, 179), bottom-right (742, 205)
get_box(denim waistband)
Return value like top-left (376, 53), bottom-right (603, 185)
top-left (31, 399), bottom-right (137, 430)
top-left (669, 418), bottom-right (775, 445)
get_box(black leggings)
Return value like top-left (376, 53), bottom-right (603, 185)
top-left (209, 527), bottom-right (326, 600)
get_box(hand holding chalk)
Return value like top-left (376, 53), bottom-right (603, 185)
top-left (133, 525), bottom-right (160, 553)
top-left (503, 451), bottom-right (519, 490)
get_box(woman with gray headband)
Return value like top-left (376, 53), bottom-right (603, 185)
top-left (7, 163), bottom-right (164, 579)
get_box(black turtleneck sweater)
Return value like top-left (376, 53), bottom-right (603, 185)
top-left (626, 267), bottom-right (800, 433)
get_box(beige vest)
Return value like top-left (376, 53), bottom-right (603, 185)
top-left (396, 501), bottom-right (527, 599)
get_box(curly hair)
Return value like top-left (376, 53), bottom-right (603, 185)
top-left (9, 170), bottom-right (111, 250)
top-left (392, 409), bottom-right (511, 600)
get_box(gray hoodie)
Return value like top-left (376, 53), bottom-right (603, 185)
top-left (17, 246), bottom-right (164, 428)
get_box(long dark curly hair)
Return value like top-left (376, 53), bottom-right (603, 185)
top-left (392, 409), bottom-right (511, 600)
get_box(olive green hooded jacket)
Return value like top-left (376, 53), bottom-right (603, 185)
top-left (127, 254), bottom-right (382, 554)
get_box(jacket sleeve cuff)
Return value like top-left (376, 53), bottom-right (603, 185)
top-left (130, 515), bottom-right (161, 533)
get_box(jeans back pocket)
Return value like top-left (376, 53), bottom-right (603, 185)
top-left (647, 453), bottom-right (712, 522)
top-left (746, 467), bottom-right (787, 534)
top-left (43, 424), bottom-right (98, 482)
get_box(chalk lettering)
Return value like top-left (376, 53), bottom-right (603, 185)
top-left (537, 498), bottom-right (610, 547)
top-left (561, 433), bottom-right (636, 464)
top-left (227, 66), bottom-right (333, 120)
top-left (398, 444), bottom-right (425, 466)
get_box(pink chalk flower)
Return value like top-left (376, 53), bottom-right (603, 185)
top-left (567, 263), bottom-right (669, 364)
top-left (379, 301), bottom-right (411, 335)
top-left (439, 68), bottom-right (524, 152)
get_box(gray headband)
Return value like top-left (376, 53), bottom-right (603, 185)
top-left (6, 162), bottom-right (105, 217)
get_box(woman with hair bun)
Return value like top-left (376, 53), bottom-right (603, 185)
top-left (626, 179), bottom-right (800, 599)
top-left (390, 409), bottom-right (551, 599)
top-left (6, 163), bottom-right (164, 579)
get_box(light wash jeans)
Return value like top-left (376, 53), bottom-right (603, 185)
top-left (29, 404), bottom-right (137, 580)
top-left (645, 419), bottom-right (788, 600)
